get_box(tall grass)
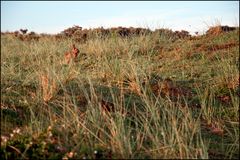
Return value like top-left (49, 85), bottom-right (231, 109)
top-left (1, 29), bottom-right (239, 159)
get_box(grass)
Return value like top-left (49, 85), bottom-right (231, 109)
top-left (1, 28), bottom-right (239, 159)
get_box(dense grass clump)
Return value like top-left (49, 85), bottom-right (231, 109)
top-left (1, 28), bottom-right (239, 159)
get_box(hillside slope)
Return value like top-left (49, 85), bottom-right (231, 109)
top-left (1, 27), bottom-right (239, 159)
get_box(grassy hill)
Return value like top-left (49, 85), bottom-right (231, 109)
top-left (1, 26), bottom-right (239, 159)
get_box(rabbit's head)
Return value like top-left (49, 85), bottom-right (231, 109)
top-left (72, 44), bottom-right (79, 58)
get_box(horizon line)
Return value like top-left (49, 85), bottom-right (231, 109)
top-left (1, 23), bottom-right (239, 36)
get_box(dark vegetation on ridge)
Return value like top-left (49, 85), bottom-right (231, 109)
top-left (1, 25), bottom-right (238, 42)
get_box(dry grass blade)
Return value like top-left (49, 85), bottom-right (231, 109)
top-left (40, 73), bottom-right (57, 102)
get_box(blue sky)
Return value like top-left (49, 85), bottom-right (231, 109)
top-left (1, 1), bottom-right (239, 34)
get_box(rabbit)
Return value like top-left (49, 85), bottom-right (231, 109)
top-left (64, 44), bottom-right (79, 64)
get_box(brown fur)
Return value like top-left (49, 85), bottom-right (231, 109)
top-left (64, 44), bottom-right (79, 64)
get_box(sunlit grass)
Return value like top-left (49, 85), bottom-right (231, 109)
top-left (1, 29), bottom-right (239, 159)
